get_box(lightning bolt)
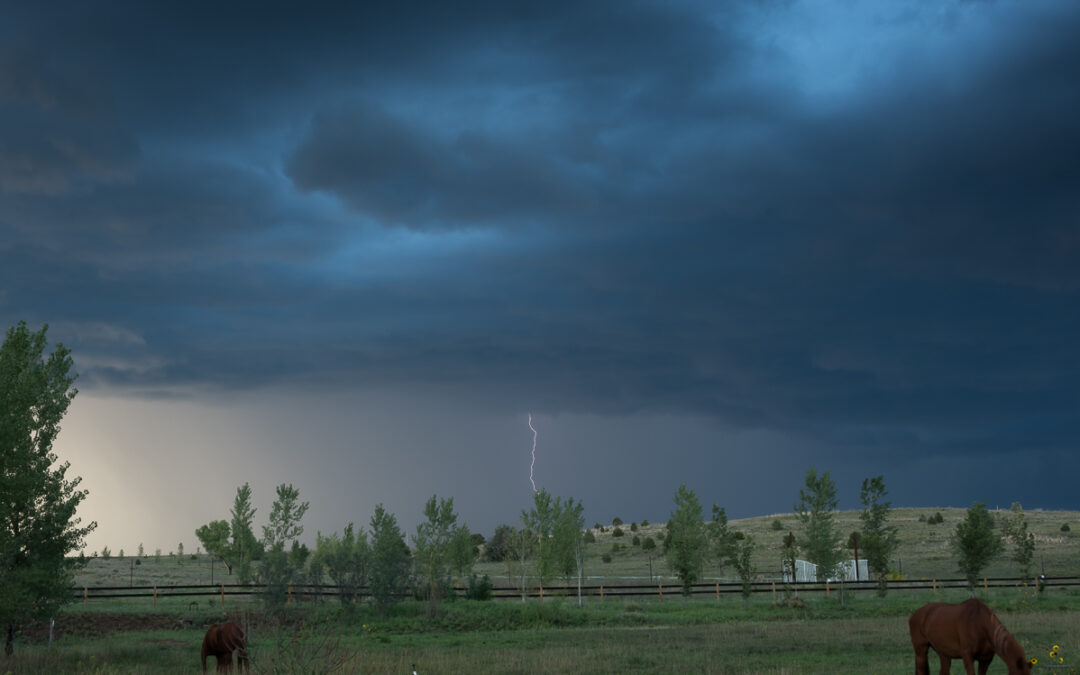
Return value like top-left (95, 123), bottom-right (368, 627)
top-left (528, 413), bottom-right (538, 493)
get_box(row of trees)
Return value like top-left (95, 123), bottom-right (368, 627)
top-left (196, 470), bottom-right (1036, 618)
top-left (196, 487), bottom-right (484, 617)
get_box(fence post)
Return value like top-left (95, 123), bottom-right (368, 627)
top-left (153, 585), bottom-right (157, 607)
top-left (220, 584), bottom-right (225, 607)
top-left (983, 578), bottom-right (988, 596)
top-left (539, 584), bottom-right (543, 601)
top-left (772, 582), bottom-right (776, 602)
top-left (716, 583), bottom-right (720, 602)
top-left (658, 584), bottom-right (663, 602)
top-left (825, 580), bottom-right (830, 598)
top-left (600, 584), bottom-right (604, 600)
top-left (932, 579), bottom-right (937, 595)
top-left (287, 585), bottom-right (293, 604)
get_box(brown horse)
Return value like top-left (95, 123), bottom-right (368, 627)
top-left (201, 621), bottom-right (249, 673)
top-left (909, 598), bottom-right (1031, 675)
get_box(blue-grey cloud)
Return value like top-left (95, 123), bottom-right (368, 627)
top-left (0, 0), bottom-right (1077, 512)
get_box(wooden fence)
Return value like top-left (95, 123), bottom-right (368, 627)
top-left (73, 575), bottom-right (1080, 604)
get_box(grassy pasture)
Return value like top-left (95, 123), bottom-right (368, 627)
top-left (37, 506), bottom-right (1078, 672)
top-left (8, 587), bottom-right (1080, 673)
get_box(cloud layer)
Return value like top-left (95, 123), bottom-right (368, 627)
top-left (2, 2), bottom-right (1079, 538)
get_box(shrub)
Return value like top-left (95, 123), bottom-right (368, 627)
top-left (642, 537), bottom-right (656, 551)
top-left (612, 527), bottom-right (625, 538)
top-left (1062, 523), bottom-right (1071, 532)
top-left (918, 514), bottom-right (927, 523)
top-left (771, 518), bottom-right (783, 531)
top-left (630, 522), bottom-right (638, 532)
top-left (612, 517), bottom-right (623, 526)
top-left (583, 530), bottom-right (596, 543)
top-left (610, 543), bottom-right (622, 553)
top-left (466, 573), bottom-right (493, 601)
top-left (932, 512), bottom-right (944, 524)
top-left (641, 520), bottom-right (649, 526)
top-left (632, 535), bottom-right (641, 546)
top-left (101, 546), bottom-right (111, 560)
top-left (601, 553), bottom-right (612, 563)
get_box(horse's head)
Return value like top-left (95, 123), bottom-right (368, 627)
top-left (991, 614), bottom-right (1031, 675)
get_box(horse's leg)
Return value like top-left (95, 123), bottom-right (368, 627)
top-left (976, 659), bottom-right (990, 675)
top-left (937, 652), bottom-right (952, 675)
top-left (960, 654), bottom-right (976, 675)
top-left (912, 636), bottom-right (931, 675)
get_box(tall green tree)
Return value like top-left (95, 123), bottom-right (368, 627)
top-left (794, 467), bottom-right (843, 581)
top-left (412, 494), bottom-right (459, 617)
top-left (483, 524), bottom-right (514, 563)
top-left (447, 524), bottom-right (477, 585)
top-left (313, 523), bottom-right (369, 608)
top-left (522, 488), bottom-right (557, 591)
top-left (229, 483), bottom-right (259, 584)
top-left (0, 322), bottom-right (96, 655)
top-left (1001, 502), bottom-right (1036, 581)
top-left (259, 483), bottom-right (309, 608)
top-left (194, 520), bottom-right (233, 573)
top-left (731, 535), bottom-right (757, 606)
top-left (368, 504), bottom-right (410, 616)
top-left (666, 483), bottom-right (707, 596)
top-left (552, 497), bottom-right (586, 607)
top-left (951, 501), bottom-right (1003, 593)
top-left (708, 504), bottom-right (738, 577)
top-left (858, 475), bottom-right (899, 598)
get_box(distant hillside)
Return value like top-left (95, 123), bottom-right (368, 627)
top-left (75, 507), bottom-right (1079, 590)
top-left (474, 506), bottom-right (1079, 586)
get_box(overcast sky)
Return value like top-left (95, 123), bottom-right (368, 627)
top-left (3, 1), bottom-right (1078, 555)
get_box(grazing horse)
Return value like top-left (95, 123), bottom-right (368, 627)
top-left (201, 621), bottom-right (249, 673)
top-left (909, 598), bottom-right (1031, 675)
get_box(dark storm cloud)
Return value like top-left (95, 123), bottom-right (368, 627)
top-left (1, 0), bottom-right (1078, 468)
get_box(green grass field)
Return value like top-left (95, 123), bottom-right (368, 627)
top-left (12, 506), bottom-right (1075, 673)
top-left (8, 587), bottom-right (1080, 673)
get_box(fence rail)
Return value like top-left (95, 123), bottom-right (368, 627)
top-left (72, 576), bottom-right (1080, 603)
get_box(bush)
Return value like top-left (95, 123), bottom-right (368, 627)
top-left (601, 553), bottom-right (612, 563)
top-left (630, 522), bottom-right (639, 532)
top-left (632, 536), bottom-right (641, 546)
top-left (642, 537), bottom-right (656, 551)
top-left (583, 530), bottom-right (596, 543)
top-left (610, 543), bottom-right (622, 553)
top-left (641, 520), bottom-right (649, 526)
top-left (612, 517), bottom-right (623, 526)
top-left (101, 546), bottom-right (111, 560)
top-left (466, 573), bottom-right (493, 601)
top-left (1062, 523), bottom-right (1071, 532)
top-left (612, 527), bottom-right (625, 538)
top-left (918, 514), bottom-right (927, 523)
top-left (771, 518), bottom-right (783, 531)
